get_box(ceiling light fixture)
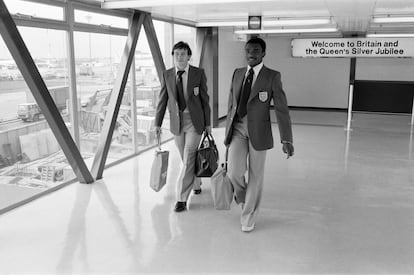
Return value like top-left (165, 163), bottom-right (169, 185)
top-left (234, 27), bottom-right (338, 34)
top-left (196, 21), bottom-right (247, 27)
top-left (264, 18), bottom-right (331, 26)
top-left (196, 18), bottom-right (331, 27)
top-left (372, 16), bottom-right (414, 23)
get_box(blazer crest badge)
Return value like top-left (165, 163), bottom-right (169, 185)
top-left (258, 91), bottom-right (268, 102)
top-left (193, 87), bottom-right (200, 96)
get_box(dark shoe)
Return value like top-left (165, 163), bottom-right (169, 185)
top-left (193, 188), bottom-right (202, 195)
top-left (174, 201), bottom-right (187, 212)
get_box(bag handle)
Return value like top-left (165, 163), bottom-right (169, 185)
top-left (224, 146), bottom-right (229, 171)
top-left (157, 134), bottom-right (162, 150)
top-left (198, 130), bottom-right (215, 149)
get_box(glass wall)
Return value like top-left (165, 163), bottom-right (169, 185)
top-left (154, 20), bottom-right (173, 69)
top-left (74, 9), bottom-right (129, 29)
top-left (74, 32), bottom-right (135, 165)
top-left (0, 0), bottom-right (198, 212)
top-left (0, 28), bottom-right (73, 210)
top-left (4, 0), bottom-right (64, 21)
top-left (134, 29), bottom-right (166, 150)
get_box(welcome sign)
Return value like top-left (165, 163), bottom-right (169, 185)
top-left (291, 38), bottom-right (414, 57)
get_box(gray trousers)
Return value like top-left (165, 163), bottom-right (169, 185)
top-left (227, 116), bottom-right (267, 227)
top-left (174, 112), bottom-right (202, 202)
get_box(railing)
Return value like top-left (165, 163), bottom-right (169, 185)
top-left (411, 97), bottom-right (414, 125)
top-left (346, 84), bottom-right (354, 131)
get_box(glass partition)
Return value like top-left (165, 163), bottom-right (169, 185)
top-left (154, 20), bottom-right (173, 69)
top-left (74, 32), bottom-right (134, 166)
top-left (4, 0), bottom-right (64, 21)
top-left (0, 1), bottom-right (199, 213)
top-left (0, 28), bottom-right (74, 211)
top-left (74, 9), bottom-right (129, 29)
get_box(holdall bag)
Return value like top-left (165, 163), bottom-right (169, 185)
top-left (210, 147), bottom-right (233, 210)
top-left (150, 136), bottom-right (169, 192)
top-left (195, 132), bottom-right (219, 177)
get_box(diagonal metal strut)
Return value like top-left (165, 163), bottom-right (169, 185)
top-left (0, 0), bottom-right (94, 183)
top-left (90, 12), bottom-right (144, 180)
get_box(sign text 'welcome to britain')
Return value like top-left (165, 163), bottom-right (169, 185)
top-left (292, 38), bottom-right (414, 57)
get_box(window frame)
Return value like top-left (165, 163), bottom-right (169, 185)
top-left (3, 0), bottom-right (198, 171)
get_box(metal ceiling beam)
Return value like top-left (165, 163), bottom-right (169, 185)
top-left (143, 14), bottom-right (166, 82)
top-left (90, 11), bottom-right (144, 180)
top-left (0, 0), bottom-right (94, 183)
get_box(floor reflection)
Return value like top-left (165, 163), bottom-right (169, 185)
top-left (57, 184), bottom-right (92, 273)
top-left (57, 179), bottom-right (137, 273)
top-left (1, 112), bottom-right (414, 274)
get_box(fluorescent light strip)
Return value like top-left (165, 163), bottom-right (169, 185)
top-left (196, 21), bottom-right (247, 27)
top-left (198, 12), bottom-right (247, 19)
top-left (196, 18), bottom-right (331, 27)
top-left (372, 17), bottom-right (414, 23)
top-left (366, 33), bottom-right (414, 37)
top-left (265, 18), bottom-right (331, 26)
top-left (102, 0), bottom-right (275, 9)
top-left (235, 28), bottom-right (338, 34)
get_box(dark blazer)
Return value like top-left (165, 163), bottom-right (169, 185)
top-left (224, 65), bottom-right (293, 151)
top-left (155, 65), bottom-right (211, 135)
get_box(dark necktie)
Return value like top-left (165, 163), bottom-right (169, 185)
top-left (237, 68), bottom-right (254, 118)
top-left (176, 70), bottom-right (186, 111)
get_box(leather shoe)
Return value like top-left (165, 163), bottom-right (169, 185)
top-left (174, 201), bottom-right (187, 212)
top-left (193, 188), bottom-right (202, 195)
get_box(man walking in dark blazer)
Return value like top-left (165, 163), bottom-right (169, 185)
top-left (155, 41), bottom-right (211, 212)
top-left (224, 37), bottom-right (294, 232)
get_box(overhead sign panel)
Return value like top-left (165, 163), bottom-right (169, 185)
top-left (292, 38), bottom-right (414, 57)
top-left (248, 16), bottom-right (262, 30)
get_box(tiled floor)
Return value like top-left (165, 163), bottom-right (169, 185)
top-left (0, 111), bottom-right (413, 274)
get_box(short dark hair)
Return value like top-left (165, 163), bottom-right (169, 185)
top-left (246, 37), bottom-right (266, 52)
top-left (171, 41), bottom-right (192, 56)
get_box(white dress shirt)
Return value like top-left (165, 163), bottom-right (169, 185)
top-left (245, 62), bottom-right (263, 88)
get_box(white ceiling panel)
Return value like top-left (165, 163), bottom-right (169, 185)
top-left (375, 0), bottom-right (414, 14)
top-left (102, 0), bottom-right (414, 36)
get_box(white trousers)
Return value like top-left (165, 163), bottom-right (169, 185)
top-left (174, 112), bottom-right (202, 202)
top-left (227, 116), bottom-right (267, 227)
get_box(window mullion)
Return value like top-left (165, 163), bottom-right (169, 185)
top-left (73, 22), bottom-right (128, 36)
top-left (12, 16), bottom-right (69, 31)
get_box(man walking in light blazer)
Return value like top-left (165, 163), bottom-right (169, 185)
top-left (155, 41), bottom-right (211, 212)
top-left (224, 37), bottom-right (294, 232)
